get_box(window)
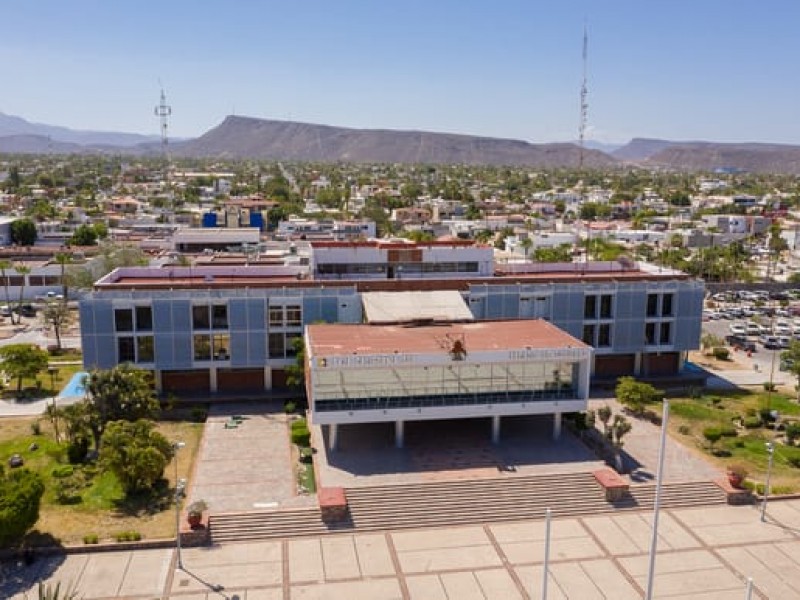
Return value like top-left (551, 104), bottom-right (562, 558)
top-left (286, 332), bottom-right (302, 357)
top-left (114, 309), bottom-right (134, 332)
top-left (598, 323), bottom-right (612, 347)
top-left (213, 333), bottom-right (230, 360)
top-left (646, 294), bottom-right (658, 317)
top-left (118, 337), bottom-right (135, 362)
top-left (137, 336), bottom-right (154, 362)
top-left (584, 295), bottom-right (597, 319)
top-left (660, 322), bottom-right (672, 345)
top-left (269, 333), bottom-right (285, 358)
top-left (286, 305), bottom-right (302, 327)
top-left (662, 293), bottom-right (673, 317)
top-left (645, 322), bottom-right (656, 345)
top-left (582, 324), bottom-right (595, 345)
top-left (600, 295), bottom-right (613, 319)
top-left (269, 306), bottom-right (284, 327)
top-left (193, 334), bottom-right (211, 361)
top-left (135, 306), bottom-right (152, 331)
top-left (192, 306), bottom-right (210, 329)
top-left (212, 305), bottom-right (228, 329)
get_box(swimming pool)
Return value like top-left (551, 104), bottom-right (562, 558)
top-left (58, 371), bottom-right (89, 398)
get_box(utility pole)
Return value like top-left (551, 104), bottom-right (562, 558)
top-left (154, 85), bottom-right (174, 222)
top-left (578, 24), bottom-right (589, 171)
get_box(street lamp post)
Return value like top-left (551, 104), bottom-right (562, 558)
top-left (47, 366), bottom-right (60, 441)
top-left (172, 441), bottom-right (186, 569)
top-left (175, 477), bottom-right (186, 570)
top-left (760, 442), bottom-right (775, 523)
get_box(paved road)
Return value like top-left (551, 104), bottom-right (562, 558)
top-left (3, 499), bottom-right (799, 599)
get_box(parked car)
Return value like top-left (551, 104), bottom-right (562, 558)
top-left (778, 336), bottom-right (792, 349)
top-left (746, 323), bottom-right (764, 336)
top-left (729, 323), bottom-right (747, 336)
top-left (760, 335), bottom-right (781, 350)
top-left (0, 305), bottom-right (11, 317)
top-left (13, 304), bottom-right (37, 318)
top-left (726, 335), bottom-right (756, 352)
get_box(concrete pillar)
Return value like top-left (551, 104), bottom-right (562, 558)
top-left (329, 424), bottom-right (338, 451)
top-left (634, 353), bottom-right (643, 376)
top-left (395, 420), bottom-right (405, 449)
top-left (491, 415), bottom-right (501, 445)
top-left (264, 366), bottom-right (272, 391)
top-left (209, 367), bottom-right (218, 393)
top-left (154, 369), bottom-right (163, 394)
top-left (553, 412), bottom-right (562, 440)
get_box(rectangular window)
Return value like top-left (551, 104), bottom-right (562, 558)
top-left (662, 293), bottom-right (674, 317)
top-left (137, 336), bottom-right (154, 362)
top-left (269, 333), bottom-right (285, 358)
top-left (645, 322), bottom-right (656, 345)
top-left (135, 306), bottom-right (152, 331)
top-left (582, 324), bottom-right (595, 346)
top-left (584, 295), bottom-right (597, 319)
top-left (286, 332), bottom-right (302, 357)
top-left (598, 324), bottom-right (612, 347)
top-left (213, 333), bottom-right (230, 360)
top-left (600, 294), bottom-right (613, 319)
top-left (114, 308), bottom-right (134, 332)
top-left (193, 334), bottom-right (211, 361)
top-left (286, 305), bottom-right (302, 327)
top-left (118, 337), bottom-right (135, 362)
top-left (269, 306), bottom-right (284, 327)
top-left (192, 305), bottom-right (210, 329)
top-left (646, 294), bottom-right (658, 317)
top-left (212, 305), bottom-right (228, 329)
top-left (660, 322), bottom-right (672, 345)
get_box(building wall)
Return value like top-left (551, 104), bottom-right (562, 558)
top-left (80, 276), bottom-right (703, 387)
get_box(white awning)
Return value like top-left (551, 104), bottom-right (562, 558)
top-left (361, 290), bottom-right (474, 324)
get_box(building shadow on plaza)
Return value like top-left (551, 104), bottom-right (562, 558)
top-left (318, 415), bottom-right (607, 483)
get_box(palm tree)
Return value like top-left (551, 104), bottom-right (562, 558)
top-left (0, 259), bottom-right (12, 324)
top-left (15, 264), bottom-right (30, 321)
top-left (54, 252), bottom-right (72, 301)
top-left (519, 237), bottom-right (533, 262)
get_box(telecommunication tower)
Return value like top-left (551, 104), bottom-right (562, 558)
top-left (154, 86), bottom-right (172, 157)
top-left (578, 25), bottom-right (588, 170)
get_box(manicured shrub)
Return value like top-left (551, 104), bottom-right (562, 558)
top-left (284, 401), bottom-right (297, 414)
top-left (712, 347), bottom-right (730, 361)
top-left (83, 533), bottom-right (99, 544)
top-left (114, 530), bottom-right (141, 542)
top-left (51, 465), bottom-right (74, 478)
top-left (30, 421), bottom-right (41, 435)
top-left (678, 425), bottom-right (690, 435)
top-left (743, 416), bottom-right (762, 429)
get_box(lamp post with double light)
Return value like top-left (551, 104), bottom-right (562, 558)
top-left (760, 441), bottom-right (775, 523)
top-left (172, 441), bottom-right (186, 569)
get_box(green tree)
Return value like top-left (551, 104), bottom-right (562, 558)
top-left (41, 300), bottom-right (73, 352)
top-left (0, 343), bottom-right (49, 395)
top-left (14, 264), bottom-right (30, 322)
top-left (285, 337), bottom-right (306, 392)
top-left (781, 340), bottom-right (800, 400)
top-left (69, 224), bottom-right (98, 246)
top-left (84, 364), bottom-right (159, 449)
top-left (702, 427), bottom-right (723, 452)
top-left (100, 419), bottom-right (174, 494)
top-left (615, 376), bottom-right (662, 416)
top-left (519, 237), bottom-right (533, 261)
top-left (0, 260), bottom-right (12, 324)
top-left (10, 218), bottom-right (37, 246)
top-left (597, 404), bottom-right (613, 439)
top-left (54, 252), bottom-right (72, 300)
top-left (0, 466), bottom-right (45, 547)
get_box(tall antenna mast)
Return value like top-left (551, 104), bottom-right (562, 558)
top-left (154, 85), bottom-right (174, 222)
top-left (578, 24), bottom-right (589, 170)
top-left (154, 85), bottom-right (172, 157)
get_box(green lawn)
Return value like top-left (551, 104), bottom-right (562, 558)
top-left (668, 390), bottom-right (800, 492)
top-left (0, 417), bottom-right (204, 546)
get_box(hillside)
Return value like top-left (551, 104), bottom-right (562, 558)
top-left (175, 116), bottom-right (618, 167)
top-left (645, 142), bottom-right (800, 174)
top-left (612, 138), bottom-right (678, 161)
top-left (0, 134), bottom-right (87, 154)
top-left (0, 112), bottom-right (158, 147)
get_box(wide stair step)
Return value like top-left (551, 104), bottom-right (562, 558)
top-left (209, 474), bottom-right (726, 544)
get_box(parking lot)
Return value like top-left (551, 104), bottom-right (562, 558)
top-left (704, 289), bottom-right (800, 379)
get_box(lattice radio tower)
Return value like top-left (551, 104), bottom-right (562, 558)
top-left (154, 86), bottom-right (174, 221)
top-left (154, 86), bottom-right (172, 157)
top-left (578, 25), bottom-right (589, 170)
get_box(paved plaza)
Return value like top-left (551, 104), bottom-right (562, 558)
top-left (4, 499), bottom-right (800, 599)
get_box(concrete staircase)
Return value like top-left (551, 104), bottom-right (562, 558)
top-left (209, 472), bottom-right (726, 544)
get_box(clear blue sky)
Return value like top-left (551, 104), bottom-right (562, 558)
top-left (3, 0), bottom-right (799, 144)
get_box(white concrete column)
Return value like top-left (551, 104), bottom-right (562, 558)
top-left (578, 359), bottom-right (591, 399)
top-left (553, 412), bottom-right (562, 440)
top-left (395, 420), bottom-right (405, 449)
top-left (209, 367), bottom-right (218, 393)
top-left (329, 424), bottom-right (338, 451)
top-left (491, 415), bottom-right (501, 445)
top-left (264, 366), bottom-right (272, 391)
top-left (634, 353), bottom-right (643, 376)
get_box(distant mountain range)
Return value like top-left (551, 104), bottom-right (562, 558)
top-left (4, 111), bottom-right (800, 173)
